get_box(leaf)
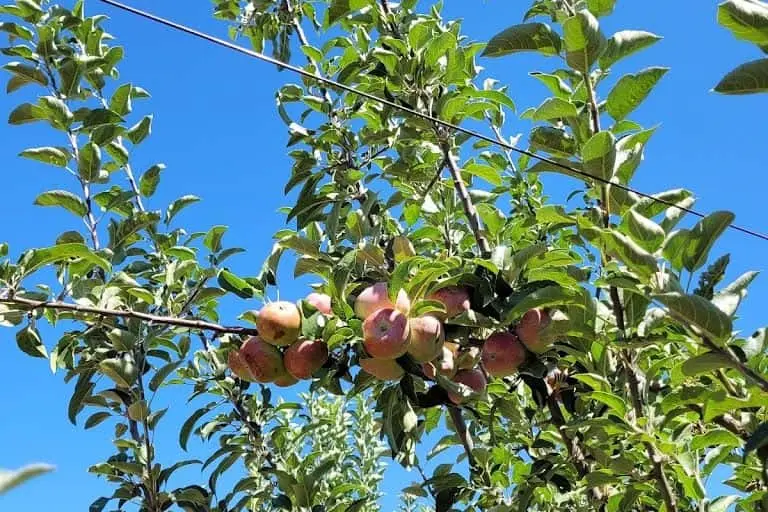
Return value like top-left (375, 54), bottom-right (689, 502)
top-left (563, 10), bottom-right (604, 72)
top-left (127, 401), bottom-right (149, 421)
top-left (744, 422), bottom-right (768, 460)
top-left (622, 210), bottom-right (665, 252)
top-left (8, 102), bottom-right (46, 124)
top-left (0, 464), bottom-right (54, 495)
top-left (16, 326), bottom-right (46, 358)
top-left (582, 131), bottom-right (616, 181)
top-left (84, 412), bottom-right (111, 430)
top-left (653, 292), bottom-right (733, 342)
top-left (529, 126), bottom-right (577, 156)
top-left (587, 0), bottom-right (615, 17)
top-left (600, 30), bottom-right (662, 68)
top-left (217, 269), bottom-right (257, 298)
top-left (204, 225), bottom-right (227, 253)
top-left (571, 372), bottom-right (611, 392)
top-left (606, 67), bottom-right (668, 121)
top-left (180, 403), bottom-right (215, 451)
top-left (482, 23), bottom-right (562, 57)
top-left (425, 32), bottom-right (456, 68)
top-left (464, 162), bottom-right (502, 186)
top-left (126, 115), bottom-right (152, 144)
top-left (34, 190), bottom-right (87, 217)
top-left (504, 285), bottom-right (591, 323)
top-left (19, 146), bottom-right (69, 167)
top-left (78, 142), bottom-right (101, 182)
top-left (714, 58), bottom-right (768, 94)
top-left (139, 164), bottom-right (164, 197)
top-left (530, 72), bottom-right (573, 99)
top-left (166, 195), bottom-right (200, 224)
top-left (681, 352), bottom-right (735, 377)
top-left (690, 429), bottom-right (742, 451)
top-left (149, 360), bottom-right (182, 392)
top-left (99, 356), bottom-right (137, 388)
top-left (533, 97), bottom-right (579, 120)
top-left (68, 372), bottom-right (94, 425)
top-left (684, 211), bottom-right (735, 273)
top-left (586, 391), bottom-right (627, 418)
top-left (3, 62), bottom-right (47, 86)
top-left (21, 243), bottom-right (111, 275)
top-left (718, 0), bottom-right (768, 46)
top-left (82, 109), bottom-right (123, 129)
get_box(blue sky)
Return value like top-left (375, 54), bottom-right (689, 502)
top-left (1, 0), bottom-right (767, 509)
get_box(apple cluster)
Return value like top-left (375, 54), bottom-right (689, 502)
top-left (226, 282), bottom-right (555, 405)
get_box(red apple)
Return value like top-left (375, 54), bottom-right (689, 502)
top-left (516, 308), bottom-right (553, 353)
top-left (448, 368), bottom-right (487, 404)
top-left (284, 339), bottom-right (329, 380)
top-left (354, 282), bottom-right (411, 319)
top-left (256, 301), bottom-right (301, 346)
top-left (407, 315), bottom-right (445, 362)
top-left (481, 332), bottom-right (526, 377)
top-left (360, 357), bottom-right (405, 381)
top-left (427, 286), bottom-right (470, 320)
top-left (422, 345), bottom-right (456, 379)
top-left (239, 336), bottom-right (286, 383)
top-left (306, 292), bottom-right (332, 315)
top-left (227, 349), bottom-right (255, 382)
top-left (362, 308), bottom-right (410, 359)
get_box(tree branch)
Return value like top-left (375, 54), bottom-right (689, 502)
top-left (448, 406), bottom-right (476, 468)
top-left (1, 295), bottom-right (259, 337)
top-left (702, 337), bottom-right (768, 394)
top-left (442, 146), bottom-right (492, 259)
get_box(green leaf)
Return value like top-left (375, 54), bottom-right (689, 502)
top-left (606, 67), bottom-right (668, 121)
top-left (530, 72), bottom-right (573, 99)
top-left (653, 292), bottom-right (733, 342)
top-left (126, 115), bottom-right (152, 144)
top-left (504, 285), bottom-right (591, 323)
top-left (529, 126), bottom-right (577, 156)
top-left (139, 164), bottom-right (164, 197)
top-left (180, 403), bottom-right (216, 451)
top-left (0, 22), bottom-right (34, 41)
top-left (600, 30), bottom-right (662, 68)
top-left (718, 0), bottom-right (768, 46)
top-left (127, 400), bottom-right (149, 421)
top-left (533, 97), bottom-right (579, 120)
top-left (21, 243), bottom-right (111, 275)
top-left (744, 422), bottom-right (768, 460)
top-left (82, 109), bottom-right (124, 129)
top-left (684, 211), bottom-right (735, 273)
top-left (204, 225), bottom-right (227, 253)
top-left (16, 326), bottom-right (46, 358)
top-left (586, 0), bottom-right (615, 17)
top-left (8, 102), bottom-right (46, 124)
top-left (0, 464), bottom-right (54, 495)
top-left (34, 190), bottom-right (87, 217)
top-left (464, 162), bottom-right (502, 186)
top-left (714, 58), bottom-right (768, 94)
top-left (149, 360), bottom-right (183, 392)
top-left (217, 269), bottom-right (257, 299)
top-left (425, 32), bottom-right (456, 68)
top-left (582, 131), bottom-right (616, 181)
top-left (563, 10), bottom-right (604, 72)
top-left (84, 412), bottom-right (111, 430)
top-left (571, 372), bottom-right (611, 392)
top-left (690, 429), bottom-right (742, 451)
top-left (622, 210), bottom-right (665, 252)
top-left (99, 356), bottom-right (137, 388)
top-left (3, 62), bottom-right (47, 86)
top-left (681, 352), bottom-right (735, 377)
top-left (604, 230), bottom-right (659, 278)
top-left (482, 23), bottom-right (562, 57)
top-left (586, 391), bottom-right (627, 418)
top-left (78, 142), bottom-right (101, 182)
top-left (166, 195), bottom-right (200, 224)
top-left (20, 146), bottom-right (69, 167)
top-left (110, 84), bottom-right (133, 115)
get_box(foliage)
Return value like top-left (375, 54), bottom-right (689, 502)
top-left (0, 0), bottom-right (767, 511)
top-left (715, 0), bottom-right (768, 94)
top-left (0, 463), bottom-right (54, 495)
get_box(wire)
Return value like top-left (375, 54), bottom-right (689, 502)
top-left (98, 0), bottom-right (768, 243)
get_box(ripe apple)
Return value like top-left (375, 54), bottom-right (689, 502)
top-left (422, 345), bottom-right (456, 379)
top-left (516, 308), bottom-right (553, 353)
top-left (227, 349), bottom-right (254, 382)
top-left (354, 282), bottom-right (411, 319)
top-left (305, 292), bottom-right (332, 315)
top-left (427, 286), bottom-right (470, 320)
top-left (362, 308), bottom-right (410, 359)
top-left (481, 332), bottom-right (526, 377)
top-left (407, 315), bottom-right (445, 363)
top-left (448, 368), bottom-right (487, 405)
top-left (359, 357), bottom-right (405, 381)
top-left (284, 339), bottom-right (329, 380)
top-left (256, 301), bottom-right (301, 346)
top-left (239, 336), bottom-right (286, 383)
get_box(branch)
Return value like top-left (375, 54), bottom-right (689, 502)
top-left (442, 146), bottom-right (492, 259)
top-left (702, 337), bottom-right (768, 394)
top-left (1, 296), bottom-right (259, 337)
top-left (448, 406), bottom-right (476, 468)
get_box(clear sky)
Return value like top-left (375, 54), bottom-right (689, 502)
top-left (1, 0), bottom-right (767, 510)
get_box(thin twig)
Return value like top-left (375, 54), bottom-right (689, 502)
top-left (448, 406), bottom-right (476, 467)
top-left (442, 146), bottom-right (492, 259)
top-left (2, 295), bottom-right (259, 336)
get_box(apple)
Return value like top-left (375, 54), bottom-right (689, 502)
top-left (227, 349), bottom-right (254, 382)
top-left (422, 345), bottom-right (456, 379)
top-left (427, 286), bottom-right (470, 320)
top-left (362, 308), bottom-right (410, 359)
top-left (354, 282), bottom-right (411, 319)
top-left (516, 308), bottom-right (553, 353)
top-left (239, 336), bottom-right (286, 383)
top-left (284, 339), bottom-right (329, 380)
top-left (407, 315), bottom-right (445, 363)
top-left (274, 372), bottom-right (299, 387)
top-left (359, 357), bottom-right (405, 381)
top-left (256, 301), bottom-right (301, 346)
top-left (481, 332), bottom-right (526, 377)
top-left (456, 346), bottom-right (481, 370)
top-left (448, 368), bottom-right (487, 404)
top-left (305, 292), bottom-right (332, 315)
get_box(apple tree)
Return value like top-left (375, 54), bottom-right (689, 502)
top-left (1, 0), bottom-right (767, 511)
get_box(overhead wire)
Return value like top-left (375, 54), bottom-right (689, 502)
top-left (97, 0), bottom-right (768, 243)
